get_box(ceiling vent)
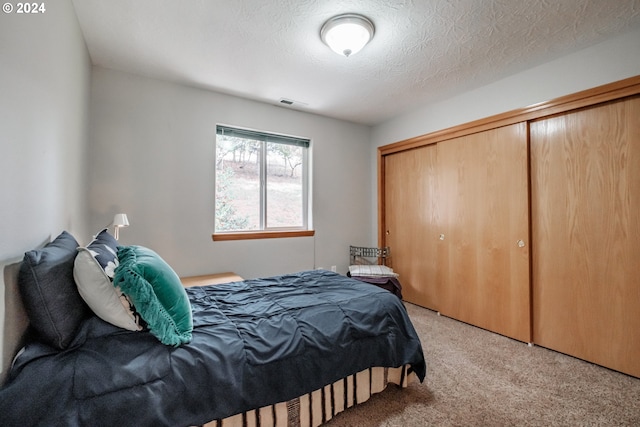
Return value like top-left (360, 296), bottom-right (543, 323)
top-left (279, 98), bottom-right (308, 107)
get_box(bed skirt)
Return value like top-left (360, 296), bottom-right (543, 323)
top-left (199, 365), bottom-right (417, 427)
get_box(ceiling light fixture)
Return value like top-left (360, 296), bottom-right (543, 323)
top-left (320, 13), bottom-right (375, 57)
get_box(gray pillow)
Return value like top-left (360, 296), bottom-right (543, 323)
top-left (74, 229), bottom-right (143, 331)
top-left (18, 231), bottom-right (90, 349)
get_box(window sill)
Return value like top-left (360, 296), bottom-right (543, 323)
top-left (212, 230), bottom-right (315, 241)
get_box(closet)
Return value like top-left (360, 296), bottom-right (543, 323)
top-left (379, 76), bottom-right (640, 378)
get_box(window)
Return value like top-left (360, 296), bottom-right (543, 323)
top-left (214, 125), bottom-right (313, 240)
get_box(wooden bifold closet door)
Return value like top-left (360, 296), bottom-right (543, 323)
top-left (384, 123), bottom-right (531, 343)
top-left (381, 77), bottom-right (640, 377)
top-left (437, 123), bottom-right (530, 342)
top-left (530, 96), bottom-right (640, 378)
top-left (384, 144), bottom-right (439, 310)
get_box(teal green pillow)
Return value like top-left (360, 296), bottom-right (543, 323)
top-left (113, 246), bottom-right (192, 346)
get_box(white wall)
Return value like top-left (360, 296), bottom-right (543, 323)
top-left (370, 27), bottom-right (640, 237)
top-left (0, 0), bottom-right (91, 380)
top-left (88, 67), bottom-right (372, 279)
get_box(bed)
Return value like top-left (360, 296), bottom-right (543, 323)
top-left (0, 230), bottom-right (426, 427)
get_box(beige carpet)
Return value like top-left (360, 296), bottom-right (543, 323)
top-left (325, 303), bottom-right (640, 426)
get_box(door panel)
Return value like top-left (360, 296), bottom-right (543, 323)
top-left (531, 96), bottom-right (640, 377)
top-left (384, 145), bottom-right (439, 309)
top-left (438, 123), bottom-right (530, 342)
top-left (383, 123), bottom-right (531, 343)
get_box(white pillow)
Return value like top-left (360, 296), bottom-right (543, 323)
top-left (73, 229), bottom-right (142, 331)
top-left (349, 264), bottom-right (398, 277)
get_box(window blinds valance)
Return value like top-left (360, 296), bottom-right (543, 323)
top-left (216, 125), bottom-right (310, 148)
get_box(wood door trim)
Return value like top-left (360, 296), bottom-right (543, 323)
top-left (377, 150), bottom-right (385, 247)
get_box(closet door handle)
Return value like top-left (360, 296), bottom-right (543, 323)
top-left (517, 239), bottom-right (525, 248)
top-left (439, 234), bottom-right (445, 241)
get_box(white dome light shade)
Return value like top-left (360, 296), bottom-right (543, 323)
top-left (321, 14), bottom-right (375, 57)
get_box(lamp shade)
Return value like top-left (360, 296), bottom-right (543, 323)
top-left (112, 213), bottom-right (129, 240)
top-left (321, 14), bottom-right (375, 57)
top-left (113, 213), bottom-right (129, 227)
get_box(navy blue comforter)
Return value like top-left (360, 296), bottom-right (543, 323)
top-left (0, 270), bottom-right (425, 426)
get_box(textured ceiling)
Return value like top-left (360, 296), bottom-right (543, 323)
top-left (71, 0), bottom-right (640, 125)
